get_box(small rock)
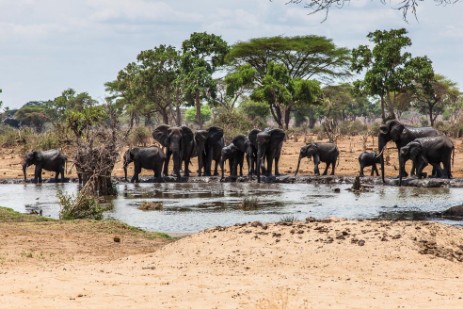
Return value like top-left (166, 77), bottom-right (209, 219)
top-left (358, 239), bottom-right (365, 246)
top-left (113, 236), bottom-right (121, 243)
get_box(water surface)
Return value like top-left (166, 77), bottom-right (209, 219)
top-left (1, 182), bottom-right (462, 233)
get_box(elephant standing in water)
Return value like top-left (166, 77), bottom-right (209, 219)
top-left (22, 149), bottom-right (67, 183)
top-left (295, 142), bottom-right (339, 176)
top-left (378, 119), bottom-right (441, 182)
top-left (399, 136), bottom-right (454, 185)
top-left (256, 128), bottom-right (286, 183)
top-left (153, 125), bottom-right (194, 177)
top-left (220, 143), bottom-right (244, 179)
top-left (123, 146), bottom-right (165, 183)
top-left (194, 126), bottom-right (224, 176)
top-left (247, 129), bottom-right (261, 176)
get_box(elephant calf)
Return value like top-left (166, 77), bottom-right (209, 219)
top-left (358, 152), bottom-right (380, 177)
top-left (399, 136), bottom-right (454, 184)
top-left (123, 147), bottom-right (165, 183)
top-left (22, 149), bottom-right (67, 183)
top-left (295, 142), bottom-right (339, 176)
top-left (220, 144), bottom-right (244, 179)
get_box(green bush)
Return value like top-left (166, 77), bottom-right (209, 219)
top-left (209, 107), bottom-right (253, 143)
top-left (58, 190), bottom-right (112, 220)
top-left (185, 105), bottom-right (212, 124)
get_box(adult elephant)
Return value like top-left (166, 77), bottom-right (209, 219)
top-left (22, 149), bottom-right (67, 183)
top-left (378, 119), bottom-right (441, 183)
top-left (194, 126), bottom-right (224, 176)
top-left (294, 142), bottom-right (339, 176)
top-left (123, 146), bottom-right (165, 183)
top-left (247, 128), bottom-right (261, 176)
top-left (256, 128), bottom-right (286, 183)
top-left (399, 136), bottom-right (454, 185)
top-left (153, 124), bottom-right (194, 177)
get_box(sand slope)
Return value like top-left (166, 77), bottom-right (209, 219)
top-left (1, 219), bottom-right (463, 308)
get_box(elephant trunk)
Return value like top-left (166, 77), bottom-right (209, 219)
top-left (220, 157), bottom-right (225, 180)
top-left (399, 156), bottom-right (405, 186)
top-left (123, 164), bottom-right (128, 182)
top-left (378, 137), bottom-right (386, 183)
top-left (22, 161), bottom-right (27, 181)
top-left (295, 155), bottom-right (302, 176)
top-left (256, 150), bottom-right (263, 183)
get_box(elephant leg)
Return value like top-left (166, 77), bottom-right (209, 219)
top-left (313, 163), bottom-right (320, 176)
top-left (331, 162), bottom-right (336, 175)
top-left (266, 155), bottom-right (273, 177)
top-left (274, 156), bottom-right (281, 176)
top-left (164, 151), bottom-right (172, 176)
top-left (322, 163), bottom-right (329, 176)
top-left (372, 164), bottom-right (379, 176)
top-left (213, 160), bottom-right (219, 176)
top-left (34, 165), bottom-right (42, 183)
top-left (360, 163), bottom-right (365, 177)
top-left (183, 159), bottom-right (190, 177)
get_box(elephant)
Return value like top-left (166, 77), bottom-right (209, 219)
top-left (295, 142), bottom-right (339, 176)
top-left (220, 143), bottom-right (244, 179)
top-left (378, 119), bottom-right (441, 182)
top-left (256, 128), bottom-right (286, 182)
top-left (153, 124), bottom-right (194, 177)
top-left (358, 152), bottom-right (381, 177)
top-left (247, 129), bottom-right (261, 176)
top-left (123, 146), bottom-right (165, 183)
top-left (22, 149), bottom-right (67, 183)
top-left (399, 136), bottom-right (454, 185)
top-left (194, 126), bottom-right (224, 176)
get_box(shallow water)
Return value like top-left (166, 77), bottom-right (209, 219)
top-left (1, 182), bottom-right (462, 233)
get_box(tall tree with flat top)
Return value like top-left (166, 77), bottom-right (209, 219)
top-left (226, 35), bottom-right (349, 129)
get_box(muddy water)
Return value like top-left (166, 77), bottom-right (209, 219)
top-left (1, 182), bottom-right (462, 233)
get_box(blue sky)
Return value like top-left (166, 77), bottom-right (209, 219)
top-left (1, 0), bottom-right (462, 109)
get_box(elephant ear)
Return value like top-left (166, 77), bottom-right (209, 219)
top-left (180, 126), bottom-right (194, 148)
top-left (153, 125), bottom-right (171, 147)
top-left (207, 126), bottom-right (224, 144)
top-left (388, 120), bottom-right (404, 141)
top-left (248, 128), bottom-right (261, 147)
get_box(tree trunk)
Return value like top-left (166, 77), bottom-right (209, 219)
top-left (380, 95), bottom-right (386, 122)
top-left (284, 106), bottom-right (291, 130)
top-left (176, 105), bottom-right (182, 126)
top-left (195, 93), bottom-right (203, 128)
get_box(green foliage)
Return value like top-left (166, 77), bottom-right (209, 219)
top-left (58, 190), bottom-right (112, 220)
top-left (210, 107), bottom-right (252, 143)
top-left (352, 28), bottom-right (434, 120)
top-left (14, 101), bottom-right (49, 132)
top-left (239, 99), bottom-right (269, 127)
top-left (181, 32), bottom-right (229, 127)
top-left (185, 105), bottom-right (212, 124)
top-left (226, 35), bottom-right (345, 129)
top-left (0, 206), bottom-right (52, 222)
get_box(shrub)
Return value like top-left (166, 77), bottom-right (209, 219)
top-left (185, 105), bottom-right (212, 124)
top-left (240, 197), bottom-right (258, 211)
top-left (339, 120), bottom-right (368, 136)
top-left (58, 190), bottom-right (112, 220)
top-left (128, 126), bottom-right (151, 146)
top-left (138, 201), bottom-right (163, 211)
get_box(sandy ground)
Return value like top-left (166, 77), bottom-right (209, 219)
top-left (1, 135), bottom-right (463, 308)
top-left (1, 218), bottom-right (463, 308)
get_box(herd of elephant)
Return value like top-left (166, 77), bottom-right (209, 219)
top-left (21, 119), bottom-right (455, 185)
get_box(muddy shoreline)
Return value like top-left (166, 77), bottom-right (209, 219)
top-left (5, 174), bottom-right (463, 188)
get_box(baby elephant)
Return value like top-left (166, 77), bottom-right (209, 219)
top-left (358, 152), bottom-right (381, 177)
top-left (295, 142), bottom-right (339, 176)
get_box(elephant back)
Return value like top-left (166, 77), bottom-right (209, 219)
top-left (231, 135), bottom-right (248, 152)
top-left (268, 128), bottom-right (286, 143)
top-left (152, 124), bottom-right (171, 147)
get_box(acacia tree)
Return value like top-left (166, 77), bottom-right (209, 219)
top-left (226, 35), bottom-right (349, 129)
top-left (413, 74), bottom-right (461, 127)
top-left (180, 32), bottom-right (229, 128)
top-left (351, 28), bottom-right (434, 122)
